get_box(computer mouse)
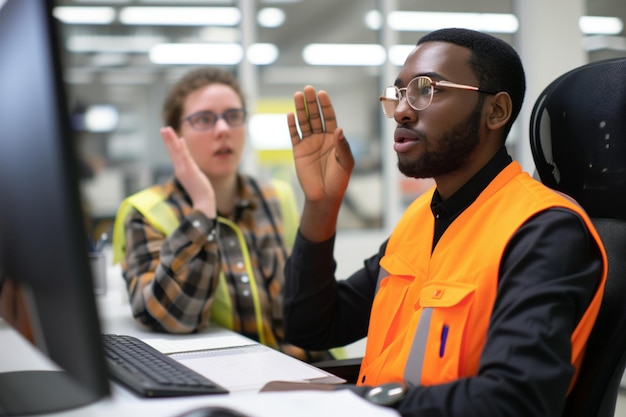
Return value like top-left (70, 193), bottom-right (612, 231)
top-left (174, 405), bottom-right (251, 417)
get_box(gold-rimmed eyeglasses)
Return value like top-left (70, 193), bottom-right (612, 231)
top-left (379, 76), bottom-right (497, 117)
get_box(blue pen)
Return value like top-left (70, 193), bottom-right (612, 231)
top-left (95, 233), bottom-right (107, 252)
top-left (88, 233), bottom-right (107, 253)
top-left (439, 324), bottom-right (449, 357)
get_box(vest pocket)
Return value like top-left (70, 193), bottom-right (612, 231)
top-left (417, 281), bottom-right (476, 385)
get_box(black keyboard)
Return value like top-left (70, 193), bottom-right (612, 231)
top-left (102, 334), bottom-right (228, 398)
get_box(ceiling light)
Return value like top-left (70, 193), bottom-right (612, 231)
top-left (247, 43), bottom-right (279, 65)
top-left (579, 16), bottom-right (623, 35)
top-left (387, 11), bottom-right (519, 34)
top-left (303, 44), bottom-right (386, 66)
top-left (258, 7), bottom-right (285, 28)
top-left (85, 105), bottom-right (119, 133)
top-left (119, 7), bottom-right (240, 26)
top-left (52, 6), bottom-right (115, 24)
top-left (67, 35), bottom-right (167, 53)
top-left (364, 10), bottom-right (382, 30)
top-left (149, 43), bottom-right (244, 65)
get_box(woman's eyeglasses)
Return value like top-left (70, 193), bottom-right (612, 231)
top-left (181, 108), bottom-right (246, 131)
top-left (379, 76), bottom-right (497, 117)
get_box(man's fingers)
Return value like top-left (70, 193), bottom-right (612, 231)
top-left (293, 91), bottom-right (311, 136)
top-left (291, 85), bottom-right (337, 139)
top-left (287, 113), bottom-right (301, 146)
top-left (317, 90), bottom-right (336, 134)
top-left (304, 86), bottom-right (323, 134)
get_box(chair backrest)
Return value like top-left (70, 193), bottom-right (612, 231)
top-left (529, 57), bottom-right (626, 417)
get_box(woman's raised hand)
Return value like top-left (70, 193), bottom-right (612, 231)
top-left (161, 126), bottom-right (216, 218)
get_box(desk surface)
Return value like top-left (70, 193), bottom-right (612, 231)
top-left (0, 252), bottom-right (398, 417)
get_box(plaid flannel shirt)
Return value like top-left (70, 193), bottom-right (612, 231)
top-left (121, 174), bottom-right (331, 362)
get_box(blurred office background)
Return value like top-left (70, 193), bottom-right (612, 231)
top-left (53, 0), bottom-right (626, 245)
top-left (54, 0), bottom-right (626, 404)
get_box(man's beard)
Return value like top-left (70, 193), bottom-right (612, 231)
top-left (398, 103), bottom-right (482, 179)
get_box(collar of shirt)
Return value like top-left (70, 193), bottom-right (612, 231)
top-left (173, 174), bottom-right (257, 221)
top-left (430, 147), bottom-right (513, 250)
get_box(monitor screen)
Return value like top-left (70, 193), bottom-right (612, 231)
top-left (0, 0), bottom-right (111, 414)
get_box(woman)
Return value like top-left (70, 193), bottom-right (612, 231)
top-left (112, 68), bottom-right (331, 362)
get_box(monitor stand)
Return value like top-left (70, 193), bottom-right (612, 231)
top-left (0, 370), bottom-right (104, 416)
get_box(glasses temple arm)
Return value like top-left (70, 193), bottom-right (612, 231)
top-left (436, 80), bottom-right (498, 95)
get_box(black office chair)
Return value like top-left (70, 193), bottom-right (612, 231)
top-left (530, 57), bottom-right (626, 417)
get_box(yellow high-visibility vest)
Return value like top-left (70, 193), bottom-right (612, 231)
top-left (111, 179), bottom-right (299, 347)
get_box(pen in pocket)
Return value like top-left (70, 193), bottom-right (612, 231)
top-left (439, 324), bottom-right (449, 357)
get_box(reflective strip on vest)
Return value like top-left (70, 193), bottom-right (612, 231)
top-left (112, 187), bottom-right (179, 265)
top-left (374, 266), bottom-right (431, 386)
top-left (216, 216), bottom-right (270, 347)
top-left (270, 179), bottom-right (299, 249)
top-left (404, 308), bottom-right (433, 386)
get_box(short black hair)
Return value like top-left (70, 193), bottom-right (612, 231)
top-left (418, 28), bottom-right (526, 138)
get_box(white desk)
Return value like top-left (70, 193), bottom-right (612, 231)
top-left (0, 255), bottom-right (398, 417)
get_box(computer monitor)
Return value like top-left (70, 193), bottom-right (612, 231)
top-left (0, 0), bottom-right (111, 414)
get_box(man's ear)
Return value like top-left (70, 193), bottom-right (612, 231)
top-left (485, 91), bottom-right (513, 131)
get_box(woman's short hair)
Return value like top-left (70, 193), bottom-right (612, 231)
top-left (162, 67), bottom-right (246, 132)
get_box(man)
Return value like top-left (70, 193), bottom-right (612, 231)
top-left (283, 28), bottom-right (607, 416)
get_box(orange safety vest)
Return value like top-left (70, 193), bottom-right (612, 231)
top-left (358, 162), bottom-right (607, 389)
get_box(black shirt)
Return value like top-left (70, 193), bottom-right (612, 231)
top-left (431, 147), bottom-right (511, 251)
top-left (283, 148), bottom-right (603, 417)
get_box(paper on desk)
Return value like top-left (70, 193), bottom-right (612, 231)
top-left (141, 333), bottom-right (256, 354)
top-left (217, 390), bottom-right (400, 417)
top-left (170, 344), bottom-right (344, 392)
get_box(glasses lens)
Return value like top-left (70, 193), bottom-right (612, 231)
top-left (407, 77), bottom-right (433, 111)
top-left (224, 109), bottom-right (246, 126)
top-left (380, 86), bottom-right (399, 118)
top-left (189, 112), bottom-right (217, 130)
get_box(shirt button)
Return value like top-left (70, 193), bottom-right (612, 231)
top-left (192, 220), bottom-right (201, 228)
top-left (242, 289), bottom-right (251, 297)
top-left (236, 262), bottom-right (244, 268)
top-left (241, 275), bottom-right (249, 283)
